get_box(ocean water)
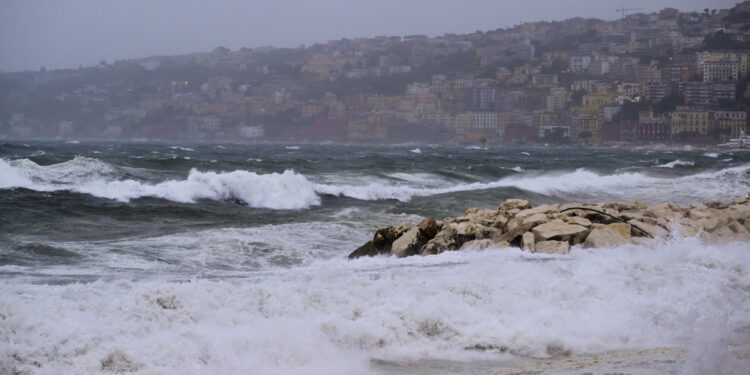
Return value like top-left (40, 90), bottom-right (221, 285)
top-left (1, 141), bottom-right (750, 374)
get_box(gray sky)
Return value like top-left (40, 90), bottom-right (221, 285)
top-left (0, 0), bottom-right (737, 72)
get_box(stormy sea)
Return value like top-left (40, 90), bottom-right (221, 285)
top-left (1, 141), bottom-right (750, 374)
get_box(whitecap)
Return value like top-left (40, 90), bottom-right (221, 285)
top-left (656, 160), bottom-right (695, 168)
top-left (410, 148), bottom-right (421, 154)
top-left (704, 152), bottom-right (719, 158)
top-left (169, 146), bottom-right (195, 152)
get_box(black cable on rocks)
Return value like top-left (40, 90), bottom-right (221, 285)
top-left (560, 207), bottom-right (654, 239)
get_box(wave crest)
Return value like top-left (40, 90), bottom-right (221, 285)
top-left (0, 158), bottom-right (320, 209)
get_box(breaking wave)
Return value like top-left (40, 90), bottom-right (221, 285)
top-left (0, 158), bottom-right (320, 210)
top-left (3, 157), bottom-right (749, 207)
top-left (315, 164), bottom-right (750, 204)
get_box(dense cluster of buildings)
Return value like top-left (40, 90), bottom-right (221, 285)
top-left (2, 2), bottom-right (750, 145)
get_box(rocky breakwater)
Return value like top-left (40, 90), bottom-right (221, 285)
top-left (349, 193), bottom-right (750, 259)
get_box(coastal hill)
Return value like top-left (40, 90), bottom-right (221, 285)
top-left (2, 2), bottom-right (750, 145)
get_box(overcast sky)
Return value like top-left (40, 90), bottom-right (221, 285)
top-left (0, 0), bottom-right (737, 72)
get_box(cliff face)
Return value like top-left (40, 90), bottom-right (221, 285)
top-left (350, 194), bottom-right (750, 259)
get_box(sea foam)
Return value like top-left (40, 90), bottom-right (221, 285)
top-left (2, 236), bottom-right (748, 374)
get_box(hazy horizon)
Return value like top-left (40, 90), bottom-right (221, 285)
top-left (0, 0), bottom-right (737, 73)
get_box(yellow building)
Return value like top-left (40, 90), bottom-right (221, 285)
top-left (582, 90), bottom-right (613, 109)
top-left (578, 114), bottom-right (601, 143)
top-left (713, 110), bottom-right (747, 143)
top-left (671, 106), bottom-right (710, 135)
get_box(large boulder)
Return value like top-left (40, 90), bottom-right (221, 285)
top-left (391, 227), bottom-right (428, 258)
top-left (373, 225), bottom-right (411, 248)
top-left (534, 240), bottom-right (570, 254)
top-left (417, 217), bottom-right (439, 239)
top-left (348, 241), bottom-right (381, 259)
top-left (349, 224), bottom-right (411, 259)
top-left (583, 227), bottom-right (631, 248)
top-left (532, 219), bottom-right (589, 244)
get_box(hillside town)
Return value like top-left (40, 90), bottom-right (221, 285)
top-left (2, 2), bottom-right (750, 146)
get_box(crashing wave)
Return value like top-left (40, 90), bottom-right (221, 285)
top-left (0, 158), bottom-right (320, 209)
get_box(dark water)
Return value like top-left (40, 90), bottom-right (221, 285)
top-left (1, 141), bottom-right (749, 279)
top-left (2, 141), bottom-right (750, 375)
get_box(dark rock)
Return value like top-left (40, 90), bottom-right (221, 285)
top-left (348, 241), bottom-right (382, 259)
top-left (417, 217), bottom-right (439, 239)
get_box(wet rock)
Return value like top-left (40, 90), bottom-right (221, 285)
top-left (348, 241), bottom-right (381, 259)
top-left (417, 217), bottom-right (439, 239)
top-left (391, 227), bottom-right (428, 258)
top-left (534, 240), bottom-right (570, 254)
top-left (532, 219), bottom-right (589, 244)
top-left (521, 231), bottom-right (535, 252)
top-left (373, 225), bottom-right (411, 248)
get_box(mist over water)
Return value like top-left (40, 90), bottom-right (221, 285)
top-left (2, 141), bottom-right (750, 374)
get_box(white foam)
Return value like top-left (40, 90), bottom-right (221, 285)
top-left (0, 158), bottom-right (320, 209)
top-left (704, 152), bottom-right (719, 158)
top-left (410, 148), bottom-right (422, 154)
top-left (285, 146), bottom-right (300, 150)
top-left (510, 166), bottom-right (525, 173)
top-left (2, 236), bottom-right (749, 374)
top-left (656, 159), bottom-right (695, 168)
top-left (169, 146), bottom-right (195, 152)
top-left (315, 164), bottom-right (750, 204)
